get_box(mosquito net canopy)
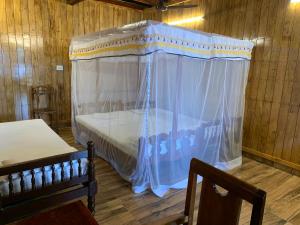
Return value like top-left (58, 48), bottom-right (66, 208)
top-left (70, 20), bottom-right (254, 197)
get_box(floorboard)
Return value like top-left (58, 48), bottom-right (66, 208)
top-left (59, 128), bottom-right (300, 225)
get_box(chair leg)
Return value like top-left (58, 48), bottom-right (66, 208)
top-left (88, 195), bottom-right (95, 214)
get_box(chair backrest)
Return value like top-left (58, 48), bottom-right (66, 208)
top-left (184, 158), bottom-right (266, 225)
top-left (32, 85), bottom-right (55, 110)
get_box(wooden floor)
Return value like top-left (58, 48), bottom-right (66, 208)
top-left (59, 128), bottom-right (300, 225)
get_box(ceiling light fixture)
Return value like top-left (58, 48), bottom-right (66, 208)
top-left (168, 16), bottom-right (204, 26)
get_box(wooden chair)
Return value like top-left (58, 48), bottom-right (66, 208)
top-left (32, 85), bottom-right (57, 130)
top-left (152, 158), bottom-right (266, 225)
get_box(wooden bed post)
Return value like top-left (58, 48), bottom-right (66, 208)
top-left (87, 141), bottom-right (96, 214)
top-left (0, 199), bottom-right (3, 225)
top-left (0, 193), bottom-right (2, 211)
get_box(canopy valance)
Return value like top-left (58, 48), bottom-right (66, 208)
top-left (70, 20), bottom-right (253, 60)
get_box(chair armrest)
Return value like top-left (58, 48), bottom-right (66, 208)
top-left (150, 213), bottom-right (187, 225)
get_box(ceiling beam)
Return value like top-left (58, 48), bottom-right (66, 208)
top-left (65, 0), bottom-right (84, 5)
top-left (133, 0), bottom-right (156, 5)
top-left (65, 0), bottom-right (153, 9)
top-left (96, 0), bottom-right (153, 10)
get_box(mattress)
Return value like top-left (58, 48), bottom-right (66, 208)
top-left (0, 119), bottom-right (88, 196)
top-left (76, 108), bottom-right (201, 158)
top-left (0, 119), bottom-right (76, 164)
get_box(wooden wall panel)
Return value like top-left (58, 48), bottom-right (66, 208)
top-left (0, 0), bottom-right (142, 125)
top-left (1, 0), bottom-right (299, 171)
top-left (160, 0), bottom-right (300, 171)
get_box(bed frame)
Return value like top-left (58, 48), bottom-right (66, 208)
top-left (0, 141), bottom-right (97, 225)
top-left (139, 118), bottom-right (242, 183)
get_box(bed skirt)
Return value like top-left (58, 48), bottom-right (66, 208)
top-left (74, 124), bottom-right (136, 183)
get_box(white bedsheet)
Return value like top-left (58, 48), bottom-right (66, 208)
top-left (0, 119), bottom-right (76, 165)
top-left (76, 109), bottom-right (201, 157)
top-left (0, 119), bottom-right (87, 196)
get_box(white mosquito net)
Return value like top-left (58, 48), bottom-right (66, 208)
top-left (70, 20), bottom-right (254, 197)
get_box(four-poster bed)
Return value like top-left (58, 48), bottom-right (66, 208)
top-left (70, 20), bottom-right (253, 196)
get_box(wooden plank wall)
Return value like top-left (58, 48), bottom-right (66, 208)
top-left (0, 0), bottom-right (142, 125)
top-left (1, 0), bottom-right (299, 171)
top-left (160, 0), bottom-right (300, 172)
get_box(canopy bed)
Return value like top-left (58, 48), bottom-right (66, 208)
top-left (0, 119), bottom-right (97, 224)
top-left (69, 20), bottom-right (253, 197)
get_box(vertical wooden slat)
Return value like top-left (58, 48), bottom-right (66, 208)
top-left (30, 169), bottom-right (35, 190)
top-left (34, 0), bottom-right (45, 86)
top-left (51, 164), bottom-right (55, 184)
top-left (19, 171), bottom-right (25, 193)
top-left (3, 0), bottom-right (16, 121)
top-left (20, 0), bottom-right (33, 119)
top-left (8, 174), bottom-right (13, 196)
top-left (70, 160), bottom-right (73, 180)
top-left (60, 1), bottom-right (67, 123)
top-left (95, 2), bottom-right (101, 31)
top-left (12, 0), bottom-right (25, 120)
top-left (48, 0), bottom-right (57, 125)
top-left (78, 1), bottom-right (84, 34)
top-left (60, 162), bottom-right (65, 181)
top-left (65, 4), bottom-right (73, 122)
top-left (0, 0), bottom-right (8, 122)
top-left (78, 158), bottom-right (82, 177)
top-left (42, 166), bottom-right (46, 188)
top-left (41, 0), bottom-right (52, 88)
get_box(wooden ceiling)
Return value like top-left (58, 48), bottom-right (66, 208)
top-left (66, 0), bottom-right (187, 10)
